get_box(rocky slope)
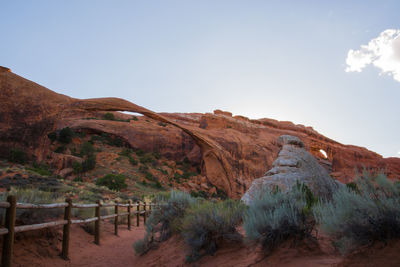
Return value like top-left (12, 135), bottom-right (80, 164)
top-left (1, 67), bottom-right (399, 198)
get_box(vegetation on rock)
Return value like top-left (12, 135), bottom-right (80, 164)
top-left (243, 183), bottom-right (315, 253)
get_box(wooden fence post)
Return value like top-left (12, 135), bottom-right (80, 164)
top-left (114, 201), bottom-right (118, 236)
top-left (95, 200), bottom-right (101, 245)
top-left (127, 200), bottom-right (132, 231)
top-left (61, 198), bottom-right (72, 260)
top-left (136, 201), bottom-right (140, 227)
top-left (2, 195), bottom-right (16, 267)
top-left (143, 201), bottom-right (147, 224)
top-left (149, 201), bottom-right (152, 214)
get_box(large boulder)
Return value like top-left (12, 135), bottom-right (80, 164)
top-left (241, 135), bottom-right (340, 204)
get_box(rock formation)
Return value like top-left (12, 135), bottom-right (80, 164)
top-left (241, 135), bottom-right (340, 204)
top-left (1, 67), bottom-right (399, 199)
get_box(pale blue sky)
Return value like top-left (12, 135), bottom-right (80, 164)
top-left (1, 1), bottom-right (399, 157)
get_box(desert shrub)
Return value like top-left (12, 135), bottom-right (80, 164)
top-left (72, 161), bottom-right (83, 173)
top-left (313, 172), bottom-right (400, 254)
top-left (174, 173), bottom-right (181, 183)
top-left (55, 145), bottom-right (66, 153)
top-left (215, 187), bottom-right (228, 200)
top-left (73, 176), bottom-right (83, 182)
top-left (129, 157), bottom-right (138, 166)
top-left (158, 122), bottom-right (167, 127)
top-left (96, 174), bottom-right (127, 191)
top-left (131, 116), bottom-right (138, 121)
top-left (152, 151), bottom-right (161, 160)
top-left (152, 180), bottom-right (163, 189)
top-left (59, 127), bottom-right (73, 144)
top-left (0, 188), bottom-right (64, 225)
top-left (73, 154), bottom-right (96, 174)
top-left (28, 162), bottom-right (52, 176)
top-left (133, 190), bottom-right (196, 254)
top-left (145, 172), bottom-right (154, 181)
top-left (119, 148), bottom-right (132, 157)
top-left (135, 149), bottom-right (145, 157)
top-left (81, 154), bottom-right (96, 172)
top-left (138, 165), bottom-right (149, 173)
top-left (182, 171), bottom-right (198, 179)
top-left (47, 131), bottom-right (57, 142)
top-left (243, 183), bottom-right (315, 253)
top-left (139, 153), bottom-right (154, 164)
top-left (80, 141), bottom-right (94, 156)
top-left (103, 112), bottom-right (115, 121)
top-left (108, 136), bottom-right (124, 147)
top-left (8, 148), bottom-right (27, 164)
top-left (190, 190), bottom-right (209, 199)
top-left (182, 199), bottom-right (245, 261)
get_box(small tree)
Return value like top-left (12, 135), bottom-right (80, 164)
top-left (103, 112), bottom-right (115, 121)
top-left (96, 174), bottom-right (127, 191)
top-left (59, 127), bottom-right (73, 144)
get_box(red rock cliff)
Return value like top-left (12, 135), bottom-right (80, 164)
top-left (1, 68), bottom-right (399, 198)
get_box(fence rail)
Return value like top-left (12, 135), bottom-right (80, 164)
top-left (0, 195), bottom-right (162, 267)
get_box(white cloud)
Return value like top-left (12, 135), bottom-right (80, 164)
top-left (345, 29), bottom-right (400, 82)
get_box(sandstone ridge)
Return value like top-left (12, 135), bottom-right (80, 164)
top-left (1, 69), bottom-right (399, 198)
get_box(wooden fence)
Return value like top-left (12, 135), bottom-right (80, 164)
top-left (0, 195), bottom-right (161, 267)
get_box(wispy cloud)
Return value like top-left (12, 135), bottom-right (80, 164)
top-left (345, 29), bottom-right (400, 82)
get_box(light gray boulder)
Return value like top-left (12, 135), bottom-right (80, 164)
top-left (241, 135), bottom-right (340, 205)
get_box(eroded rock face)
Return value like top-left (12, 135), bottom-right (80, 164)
top-left (1, 68), bottom-right (400, 199)
top-left (241, 135), bottom-right (340, 204)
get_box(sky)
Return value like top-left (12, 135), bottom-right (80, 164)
top-left (1, 0), bottom-right (399, 158)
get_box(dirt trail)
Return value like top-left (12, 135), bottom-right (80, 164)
top-left (11, 221), bottom-right (146, 267)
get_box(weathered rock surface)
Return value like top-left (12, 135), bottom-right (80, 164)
top-left (241, 135), bottom-right (340, 204)
top-left (1, 67), bottom-right (399, 198)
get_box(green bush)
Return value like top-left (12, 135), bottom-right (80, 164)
top-left (135, 149), bottom-right (145, 157)
top-left (133, 190), bottom-right (196, 255)
top-left (72, 154), bottom-right (96, 174)
top-left (119, 148), bottom-right (132, 157)
top-left (103, 112), bottom-right (115, 121)
top-left (313, 172), bottom-right (400, 255)
top-left (129, 157), bottom-right (138, 166)
top-left (80, 141), bottom-right (94, 156)
top-left (55, 145), bottom-right (66, 153)
top-left (243, 183), bottom-right (315, 252)
top-left (8, 148), bottom-right (27, 164)
top-left (182, 199), bottom-right (244, 261)
top-left (139, 153), bottom-right (154, 164)
top-left (190, 190), bottom-right (209, 199)
top-left (72, 161), bottom-right (83, 174)
top-left (59, 127), bottom-right (73, 144)
top-left (138, 165), bottom-right (149, 173)
top-left (81, 154), bottom-right (96, 172)
top-left (73, 176), bottom-right (83, 182)
top-left (28, 162), bottom-right (52, 176)
top-left (47, 131), bottom-right (57, 142)
top-left (96, 174), bottom-right (127, 191)
top-left (131, 116), bottom-right (139, 121)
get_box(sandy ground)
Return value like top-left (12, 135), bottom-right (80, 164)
top-left (8, 220), bottom-right (146, 267)
top-left (5, 220), bottom-right (400, 267)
